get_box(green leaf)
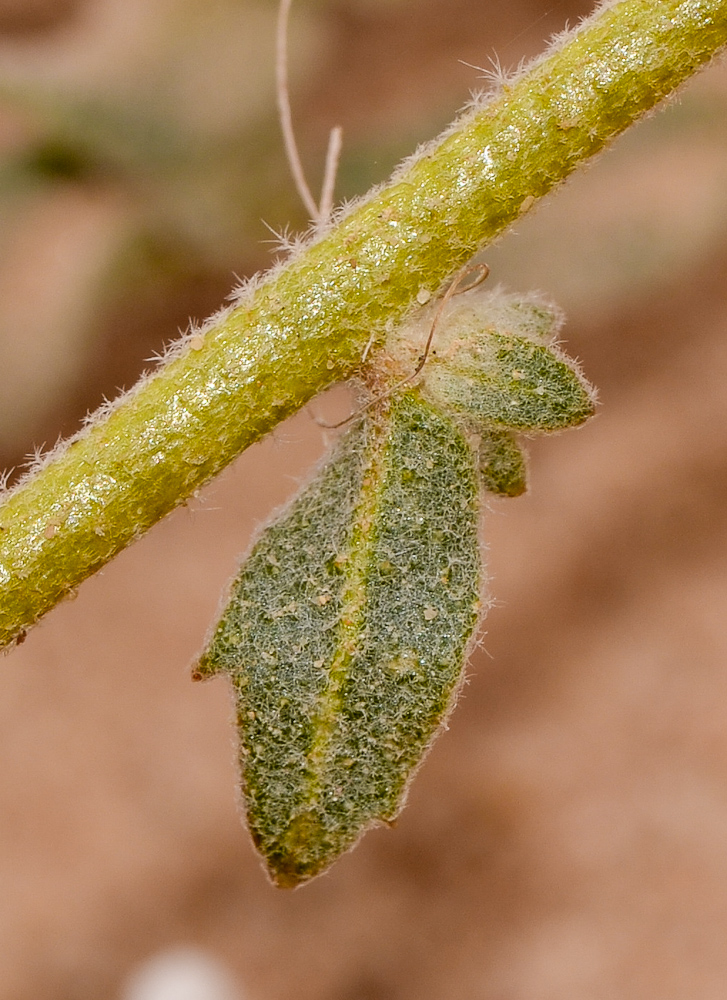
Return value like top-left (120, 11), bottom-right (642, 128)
top-left (425, 332), bottom-right (595, 430)
top-left (387, 288), bottom-right (595, 433)
top-left (194, 389), bottom-right (482, 886)
top-left (478, 428), bottom-right (527, 497)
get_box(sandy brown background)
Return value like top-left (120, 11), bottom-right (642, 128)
top-left (3, 0), bottom-right (727, 997)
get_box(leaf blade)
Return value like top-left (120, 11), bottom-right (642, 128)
top-left (195, 390), bottom-right (482, 885)
top-left (427, 333), bottom-right (595, 431)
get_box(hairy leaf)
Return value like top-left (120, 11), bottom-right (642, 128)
top-left (478, 428), bottom-right (527, 497)
top-left (195, 390), bottom-right (482, 886)
top-left (425, 332), bottom-right (595, 430)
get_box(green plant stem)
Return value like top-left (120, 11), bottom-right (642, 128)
top-left (1, 0), bottom-right (726, 648)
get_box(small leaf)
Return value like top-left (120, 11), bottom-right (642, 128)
top-left (387, 288), bottom-right (595, 433)
top-left (195, 390), bottom-right (482, 886)
top-left (425, 333), bottom-right (595, 430)
top-left (478, 428), bottom-right (527, 497)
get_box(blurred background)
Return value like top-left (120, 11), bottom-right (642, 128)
top-left (3, 0), bottom-right (727, 997)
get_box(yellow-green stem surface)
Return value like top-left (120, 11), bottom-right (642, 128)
top-left (1, 0), bottom-right (726, 647)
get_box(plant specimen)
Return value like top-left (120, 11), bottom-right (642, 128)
top-left (0, 0), bottom-right (726, 882)
top-left (195, 280), bottom-right (595, 885)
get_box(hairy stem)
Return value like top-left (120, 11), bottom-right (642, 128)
top-left (1, 0), bottom-right (726, 648)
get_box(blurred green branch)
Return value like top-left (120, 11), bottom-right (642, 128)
top-left (1, 0), bottom-right (726, 648)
